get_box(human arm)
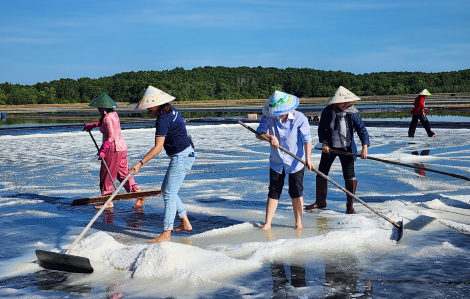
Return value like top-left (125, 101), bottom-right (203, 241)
top-left (298, 114), bottom-right (314, 169)
top-left (414, 96), bottom-right (426, 113)
top-left (304, 141), bottom-right (314, 170)
top-left (321, 141), bottom-right (330, 154)
top-left (419, 96), bottom-right (426, 111)
top-left (257, 133), bottom-right (280, 148)
top-left (317, 106), bottom-right (331, 153)
top-left (256, 115), bottom-right (280, 148)
top-left (97, 116), bottom-right (116, 159)
top-left (83, 121), bottom-right (100, 131)
top-left (352, 114), bottom-right (370, 158)
top-left (360, 144), bottom-right (368, 159)
top-left (103, 114), bottom-right (117, 145)
top-left (131, 136), bottom-right (165, 174)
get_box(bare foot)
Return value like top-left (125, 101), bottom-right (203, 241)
top-left (133, 197), bottom-right (146, 209)
top-left (173, 223), bottom-right (192, 232)
top-left (295, 224), bottom-right (304, 230)
top-left (95, 202), bottom-right (114, 209)
top-left (173, 215), bottom-right (192, 232)
top-left (259, 224), bottom-right (272, 231)
top-left (148, 231), bottom-right (171, 243)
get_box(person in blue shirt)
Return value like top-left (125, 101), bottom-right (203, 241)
top-left (305, 86), bottom-right (369, 214)
top-left (256, 91), bottom-right (314, 230)
top-left (131, 86), bottom-right (195, 243)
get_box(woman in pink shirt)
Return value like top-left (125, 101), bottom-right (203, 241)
top-left (83, 93), bottom-right (142, 209)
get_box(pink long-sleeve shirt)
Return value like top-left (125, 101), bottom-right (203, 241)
top-left (99, 111), bottom-right (127, 152)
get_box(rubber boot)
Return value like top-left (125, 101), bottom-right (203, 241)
top-left (305, 176), bottom-right (328, 210)
top-left (345, 179), bottom-right (358, 214)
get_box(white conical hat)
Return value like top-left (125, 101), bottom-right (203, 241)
top-left (262, 91), bottom-right (300, 116)
top-left (419, 89), bottom-right (431, 96)
top-left (325, 86), bottom-right (360, 106)
top-left (134, 85), bottom-right (175, 110)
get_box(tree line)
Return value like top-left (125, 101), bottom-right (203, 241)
top-left (1, 66), bottom-right (470, 105)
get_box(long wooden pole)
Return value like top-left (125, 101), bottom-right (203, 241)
top-left (314, 147), bottom-right (470, 182)
top-left (84, 122), bottom-right (118, 190)
top-left (66, 171), bottom-right (134, 254)
top-left (238, 120), bottom-right (403, 230)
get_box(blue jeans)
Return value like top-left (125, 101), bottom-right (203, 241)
top-left (161, 146), bottom-right (195, 231)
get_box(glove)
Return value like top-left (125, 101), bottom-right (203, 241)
top-left (98, 141), bottom-right (111, 159)
top-left (83, 122), bottom-right (100, 132)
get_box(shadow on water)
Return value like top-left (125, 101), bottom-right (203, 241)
top-left (10, 193), bottom-right (67, 205)
top-left (0, 270), bottom-right (91, 295)
top-left (84, 205), bottom-right (246, 240)
top-left (195, 196), bottom-right (267, 209)
top-left (404, 215), bottom-right (436, 231)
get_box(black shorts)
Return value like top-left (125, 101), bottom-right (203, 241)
top-left (268, 168), bottom-right (305, 200)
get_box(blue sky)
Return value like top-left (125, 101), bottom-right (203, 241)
top-left (1, 0), bottom-right (469, 85)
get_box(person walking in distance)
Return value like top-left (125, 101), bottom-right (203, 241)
top-left (408, 89), bottom-right (436, 138)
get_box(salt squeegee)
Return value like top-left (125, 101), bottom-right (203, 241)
top-left (36, 171), bottom-right (134, 273)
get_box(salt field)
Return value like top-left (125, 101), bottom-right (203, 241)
top-left (1, 122), bottom-right (470, 298)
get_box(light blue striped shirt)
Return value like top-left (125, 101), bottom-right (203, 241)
top-left (257, 111), bottom-right (312, 174)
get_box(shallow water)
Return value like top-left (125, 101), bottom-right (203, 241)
top-left (1, 123), bottom-right (470, 298)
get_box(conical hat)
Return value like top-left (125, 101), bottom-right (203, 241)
top-left (419, 89), bottom-right (431, 96)
top-left (325, 86), bottom-right (360, 106)
top-left (262, 91), bottom-right (300, 116)
top-left (135, 86), bottom-right (175, 110)
top-left (88, 92), bottom-right (119, 108)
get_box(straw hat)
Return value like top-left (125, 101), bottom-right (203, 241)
top-left (262, 91), bottom-right (300, 116)
top-left (419, 89), bottom-right (431, 96)
top-left (325, 86), bottom-right (360, 106)
top-left (88, 92), bottom-right (119, 108)
top-left (135, 85), bottom-right (175, 110)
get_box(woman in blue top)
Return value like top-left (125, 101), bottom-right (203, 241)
top-left (132, 86), bottom-right (195, 243)
top-left (305, 86), bottom-right (369, 214)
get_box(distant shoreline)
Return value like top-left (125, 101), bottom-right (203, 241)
top-left (2, 92), bottom-right (470, 114)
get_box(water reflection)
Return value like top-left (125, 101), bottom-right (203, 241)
top-left (323, 253), bottom-right (372, 298)
top-left (102, 205), bottom-right (146, 228)
top-left (265, 230), bottom-right (307, 297)
top-left (411, 149), bottom-right (430, 176)
top-left (104, 209), bottom-right (115, 224)
top-left (317, 217), bottom-right (372, 298)
top-left (125, 207), bottom-right (146, 229)
top-left (0, 116), bottom-right (81, 127)
top-left (106, 281), bottom-right (124, 299)
top-left (270, 262), bottom-right (307, 298)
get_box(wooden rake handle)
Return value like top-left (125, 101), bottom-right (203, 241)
top-left (84, 122), bottom-right (118, 190)
top-left (238, 120), bottom-right (402, 229)
top-left (314, 146), bottom-right (470, 182)
top-left (66, 171), bottom-right (134, 254)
